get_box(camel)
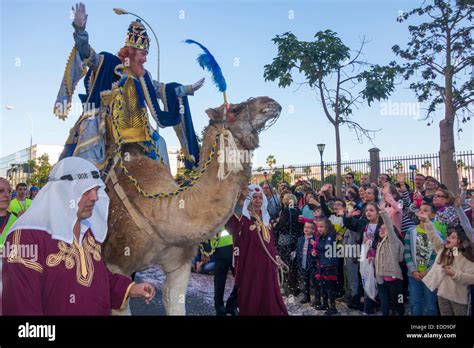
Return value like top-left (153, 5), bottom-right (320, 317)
top-left (102, 96), bottom-right (282, 315)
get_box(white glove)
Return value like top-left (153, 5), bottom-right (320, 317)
top-left (72, 2), bottom-right (88, 30)
top-left (191, 78), bottom-right (205, 92)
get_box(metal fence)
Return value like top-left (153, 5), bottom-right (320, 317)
top-left (251, 150), bottom-right (474, 190)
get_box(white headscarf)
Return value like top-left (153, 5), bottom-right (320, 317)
top-left (242, 184), bottom-right (271, 226)
top-left (8, 157), bottom-right (110, 244)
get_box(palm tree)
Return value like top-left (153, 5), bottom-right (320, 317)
top-left (266, 155), bottom-right (276, 170)
top-left (393, 161), bottom-right (404, 173)
top-left (421, 160), bottom-right (432, 176)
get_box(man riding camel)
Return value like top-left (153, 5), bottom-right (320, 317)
top-left (55, 2), bottom-right (204, 172)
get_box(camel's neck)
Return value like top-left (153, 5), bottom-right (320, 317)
top-left (160, 124), bottom-right (250, 243)
top-left (197, 124), bottom-right (221, 170)
top-left (197, 124), bottom-right (252, 183)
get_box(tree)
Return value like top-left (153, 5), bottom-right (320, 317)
top-left (266, 155), bottom-right (276, 170)
top-left (27, 154), bottom-right (52, 188)
top-left (392, 0), bottom-right (473, 191)
top-left (264, 30), bottom-right (399, 195)
top-left (270, 169), bottom-right (291, 188)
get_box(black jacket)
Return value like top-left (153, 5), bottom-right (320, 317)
top-left (274, 207), bottom-right (303, 249)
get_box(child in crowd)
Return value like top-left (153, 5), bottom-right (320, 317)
top-left (344, 202), bottom-right (383, 314)
top-left (404, 202), bottom-right (445, 315)
top-left (314, 218), bottom-right (339, 315)
top-left (296, 221), bottom-right (317, 304)
top-left (421, 211), bottom-right (474, 316)
top-left (376, 206), bottom-right (405, 316)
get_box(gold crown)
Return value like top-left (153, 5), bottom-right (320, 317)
top-left (124, 20), bottom-right (150, 52)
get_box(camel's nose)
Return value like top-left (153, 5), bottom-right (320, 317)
top-left (273, 101), bottom-right (282, 112)
top-left (260, 96), bottom-right (282, 113)
top-left (268, 99), bottom-right (282, 114)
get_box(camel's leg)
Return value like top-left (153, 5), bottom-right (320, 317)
top-left (160, 247), bottom-right (194, 315)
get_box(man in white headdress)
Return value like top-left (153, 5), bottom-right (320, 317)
top-left (225, 184), bottom-right (288, 315)
top-left (2, 157), bottom-right (155, 315)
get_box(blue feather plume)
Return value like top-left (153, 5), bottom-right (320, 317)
top-left (184, 39), bottom-right (227, 93)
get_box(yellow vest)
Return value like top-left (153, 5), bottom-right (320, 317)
top-left (8, 198), bottom-right (32, 215)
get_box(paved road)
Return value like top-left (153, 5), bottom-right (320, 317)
top-left (130, 265), bottom-right (364, 316)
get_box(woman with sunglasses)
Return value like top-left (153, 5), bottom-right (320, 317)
top-left (433, 188), bottom-right (461, 230)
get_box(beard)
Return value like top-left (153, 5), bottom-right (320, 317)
top-left (130, 60), bottom-right (145, 77)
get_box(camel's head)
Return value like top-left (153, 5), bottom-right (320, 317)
top-left (205, 96), bottom-right (281, 150)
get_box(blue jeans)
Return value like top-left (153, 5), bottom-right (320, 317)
top-left (408, 276), bottom-right (438, 316)
top-left (200, 261), bottom-right (216, 274)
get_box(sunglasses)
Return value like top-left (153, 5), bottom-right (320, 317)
top-left (434, 194), bottom-right (447, 198)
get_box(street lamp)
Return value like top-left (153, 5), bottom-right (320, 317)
top-left (317, 144), bottom-right (326, 185)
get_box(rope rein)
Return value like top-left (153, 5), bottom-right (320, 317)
top-left (252, 213), bottom-right (290, 274)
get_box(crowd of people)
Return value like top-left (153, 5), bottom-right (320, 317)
top-left (249, 172), bottom-right (474, 316)
top-left (2, 170), bottom-right (474, 316)
top-left (189, 172), bottom-right (473, 316)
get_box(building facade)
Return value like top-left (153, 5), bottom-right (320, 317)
top-left (0, 144), bottom-right (64, 187)
top-left (1, 144), bottom-right (184, 188)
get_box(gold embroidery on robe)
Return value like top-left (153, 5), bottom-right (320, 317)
top-left (46, 234), bottom-right (102, 287)
top-left (111, 70), bottom-right (151, 144)
top-left (7, 230), bottom-right (43, 273)
top-left (251, 214), bottom-right (271, 243)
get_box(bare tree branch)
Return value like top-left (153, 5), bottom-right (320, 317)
top-left (340, 119), bottom-right (381, 144)
top-left (345, 37), bottom-right (367, 67)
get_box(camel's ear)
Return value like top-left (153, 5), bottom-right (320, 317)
top-left (205, 107), bottom-right (223, 121)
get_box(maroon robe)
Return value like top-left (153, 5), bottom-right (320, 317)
top-left (226, 213), bottom-right (288, 316)
top-left (2, 228), bottom-right (133, 315)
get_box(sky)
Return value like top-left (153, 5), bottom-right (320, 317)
top-left (1, 0), bottom-right (472, 169)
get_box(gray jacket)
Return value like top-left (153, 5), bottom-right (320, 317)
top-left (375, 210), bottom-right (404, 280)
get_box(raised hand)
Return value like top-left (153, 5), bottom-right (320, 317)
top-left (382, 182), bottom-right (391, 195)
top-left (416, 210), bottom-right (429, 223)
top-left (378, 200), bottom-right (387, 213)
top-left (454, 194), bottom-right (461, 209)
top-left (72, 2), bottom-right (88, 30)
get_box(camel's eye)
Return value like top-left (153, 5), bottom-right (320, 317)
top-left (231, 106), bottom-right (242, 114)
